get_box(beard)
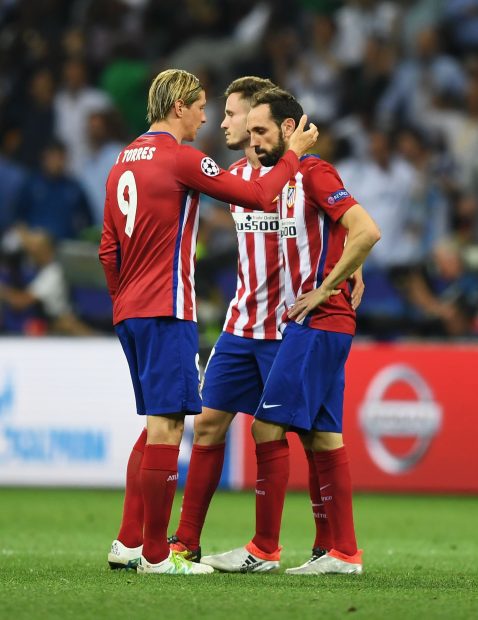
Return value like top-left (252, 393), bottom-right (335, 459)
top-left (255, 133), bottom-right (286, 167)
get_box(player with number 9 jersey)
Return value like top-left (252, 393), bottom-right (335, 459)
top-left (100, 133), bottom-right (300, 327)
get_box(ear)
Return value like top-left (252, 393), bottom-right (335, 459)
top-left (173, 99), bottom-right (185, 118)
top-left (281, 117), bottom-right (296, 139)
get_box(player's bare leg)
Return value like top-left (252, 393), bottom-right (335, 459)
top-left (286, 431), bottom-right (362, 575)
top-left (137, 414), bottom-right (213, 575)
top-left (201, 418), bottom-right (287, 572)
top-left (171, 407), bottom-right (235, 558)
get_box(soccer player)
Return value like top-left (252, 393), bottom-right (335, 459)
top-left (200, 88), bottom-right (380, 575)
top-left (170, 76), bottom-right (365, 565)
top-left (99, 70), bottom-right (317, 575)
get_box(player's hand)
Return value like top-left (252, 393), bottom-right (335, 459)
top-left (288, 115), bottom-right (319, 158)
top-left (348, 270), bottom-right (365, 310)
top-left (288, 286), bottom-right (341, 322)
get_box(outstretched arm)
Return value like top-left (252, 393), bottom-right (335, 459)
top-left (178, 116), bottom-right (318, 210)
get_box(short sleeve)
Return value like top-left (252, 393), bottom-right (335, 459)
top-left (303, 161), bottom-right (358, 222)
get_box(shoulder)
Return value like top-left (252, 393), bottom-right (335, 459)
top-left (300, 155), bottom-right (340, 181)
top-left (228, 156), bottom-right (248, 172)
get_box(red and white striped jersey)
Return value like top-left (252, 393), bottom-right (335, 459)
top-left (223, 158), bottom-right (285, 339)
top-left (279, 155), bottom-right (358, 335)
top-left (99, 133), bottom-right (299, 325)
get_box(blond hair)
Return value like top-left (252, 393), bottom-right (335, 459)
top-left (147, 69), bottom-right (203, 123)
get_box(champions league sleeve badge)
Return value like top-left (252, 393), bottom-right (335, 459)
top-left (200, 157), bottom-right (220, 177)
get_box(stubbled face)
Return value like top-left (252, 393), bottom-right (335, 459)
top-left (182, 90), bottom-right (207, 142)
top-left (220, 92), bottom-right (251, 150)
top-left (247, 103), bottom-right (286, 167)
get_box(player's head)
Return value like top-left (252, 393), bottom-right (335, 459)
top-left (147, 69), bottom-right (206, 141)
top-left (248, 87), bottom-right (303, 166)
top-left (221, 76), bottom-right (276, 150)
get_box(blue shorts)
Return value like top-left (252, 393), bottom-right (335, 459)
top-left (115, 317), bottom-right (202, 416)
top-left (202, 331), bottom-right (280, 415)
top-left (255, 322), bottom-right (352, 433)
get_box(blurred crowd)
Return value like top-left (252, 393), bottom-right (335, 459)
top-left (1, 0), bottom-right (478, 341)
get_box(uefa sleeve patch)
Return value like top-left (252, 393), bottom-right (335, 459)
top-left (327, 189), bottom-right (350, 205)
top-left (200, 157), bottom-right (220, 177)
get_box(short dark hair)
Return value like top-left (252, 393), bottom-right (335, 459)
top-left (251, 87), bottom-right (303, 129)
top-left (224, 76), bottom-right (276, 101)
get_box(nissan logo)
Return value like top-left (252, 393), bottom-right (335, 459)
top-left (359, 364), bottom-right (442, 474)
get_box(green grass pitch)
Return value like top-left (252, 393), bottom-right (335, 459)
top-left (0, 488), bottom-right (477, 620)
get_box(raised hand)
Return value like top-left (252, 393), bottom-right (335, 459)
top-left (288, 115), bottom-right (319, 158)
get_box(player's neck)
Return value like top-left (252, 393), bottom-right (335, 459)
top-left (148, 121), bottom-right (182, 143)
top-left (245, 145), bottom-right (261, 169)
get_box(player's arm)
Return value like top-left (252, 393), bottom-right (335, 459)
top-left (289, 204), bottom-right (380, 321)
top-left (288, 165), bottom-right (380, 321)
top-left (178, 116), bottom-right (318, 209)
top-left (348, 265), bottom-right (364, 311)
top-left (98, 195), bottom-right (120, 299)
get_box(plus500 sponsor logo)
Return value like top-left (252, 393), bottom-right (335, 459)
top-left (0, 373), bottom-right (107, 464)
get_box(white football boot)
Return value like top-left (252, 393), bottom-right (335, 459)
top-left (108, 539), bottom-right (143, 569)
top-left (137, 551), bottom-right (214, 575)
top-left (201, 542), bottom-right (280, 573)
top-left (286, 549), bottom-right (363, 575)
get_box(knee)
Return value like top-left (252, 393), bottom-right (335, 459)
top-left (251, 418), bottom-right (286, 444)
top-left (147, 415), bottom-right (184, 446)
top-left (312, 431), bottom-right (343, 452)
top-left (193, 410), bottom-right (232, 445)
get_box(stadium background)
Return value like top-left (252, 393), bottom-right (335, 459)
top-left (1, 0), bottom-right (477, 493)
top-left (1, 3), bottom-right (477, 619)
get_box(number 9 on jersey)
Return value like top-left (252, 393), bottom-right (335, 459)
top-left (117, 170), bottom-right (138, 237)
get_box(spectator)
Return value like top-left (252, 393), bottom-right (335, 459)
top-left (397, 125), bottom-right (451, 256)
top-left (334, 0), bottom-right (401, 68)
top-left (15, 67), bottom-right (56, 169)
top-left (14, 140), bottom-right (93, 240)
top-left (337, 128), bottom-right (420, 270)
top-left (0, 227), bottom-right (94, 335)
top-left (0, 128), bottom-right (26, 235)
top-left (79, 110), bottom-right (126, 226)
top-left (54, 57), bottom-right (112, 175)
top-left (378, 26), bottom-right (467, 127)
top-left (285, 14), bottom-right (342, 124)
top-left (424, 77), bottom-right (478, 194)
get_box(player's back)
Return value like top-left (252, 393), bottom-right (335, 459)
top-left (103, 131), bottom-right (199, 324)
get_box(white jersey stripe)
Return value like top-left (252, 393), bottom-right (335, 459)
top-left (189, 201), bottom-right (200, 321)
top-left (224, 160), bottom-right (284, 339)
top-left (175, 191), bottom-right (193, 320)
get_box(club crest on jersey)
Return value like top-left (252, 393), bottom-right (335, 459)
top-left (201, 157), bottom-right (220, 177)
top-left (287, 180), bottom-right (296, 209)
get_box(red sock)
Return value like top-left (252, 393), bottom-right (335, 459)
top-left (117, 428), bottom-right (147, 548)
top-left (251, 439), bottom-right (289, 554)
top-left (175, 442), bottom-right (225, 549)
top-left (313, 446), bottom-right (358, 556)
top-left (141, 443), bottom-right (179, 564)
top-left (305, 449), bottom-right (333, 551)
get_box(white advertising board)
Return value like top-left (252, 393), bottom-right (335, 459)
top-left (0, 338), bottom-right (197, 487)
